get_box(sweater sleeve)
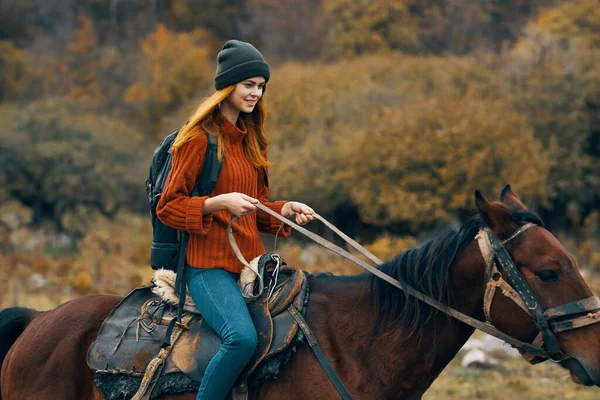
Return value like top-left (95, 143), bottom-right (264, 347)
top-left (256, 158), bottom-right (292, 238)
top-left (156, 134), bottom-right (213, 235)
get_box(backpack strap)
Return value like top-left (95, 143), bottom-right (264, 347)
top-left (164, 132), bottom-right (224, 348)
top-left (192, 132), bottom-right (223, 196)
top-left (163, 231), bottom-right (191, 348)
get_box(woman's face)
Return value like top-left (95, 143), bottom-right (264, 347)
top-left (226, 76), bottom-right (265, 113)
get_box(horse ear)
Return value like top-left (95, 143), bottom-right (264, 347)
top-left (476, 189), bottom-right (522, 234)
top-left (475, 190), bottom-right (494, 227)
top-left (500, 184), bottom-right (527, 211)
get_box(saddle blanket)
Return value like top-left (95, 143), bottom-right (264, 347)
top-left (87, 261), bottom-right (309, 400)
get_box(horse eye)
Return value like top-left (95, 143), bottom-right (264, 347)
top-left (536, 270), bottom-right (559, 282)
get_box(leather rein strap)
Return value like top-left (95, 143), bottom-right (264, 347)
top-left (229, 206), bottom-right (553, 357)
top-left (287, 305), bottom-right (354, 400)
top-left (227, 205), bottom-right (600, 396)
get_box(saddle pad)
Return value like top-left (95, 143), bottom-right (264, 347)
top-left (87, 286), bottom-right (170, 374)
top-left (88, 271), bottom-right (310, 399)
top-left (87, 286), bottom-right (216, 377)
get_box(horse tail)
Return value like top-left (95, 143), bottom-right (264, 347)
top-left (0, 307), bottom-right (36, 400)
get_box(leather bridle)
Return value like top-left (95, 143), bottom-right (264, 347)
top-left (477, 223), bottom-right (600, 363)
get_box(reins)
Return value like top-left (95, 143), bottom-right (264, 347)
top-left (229, 205), bottom-right (550, 357)
top-left (227, 204), bottom-right (600, 397)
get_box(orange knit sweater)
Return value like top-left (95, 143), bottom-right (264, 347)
top-left (156, 116), bottom-right (291, 273)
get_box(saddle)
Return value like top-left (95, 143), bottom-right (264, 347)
top-left (87, 254), bottom-right (309, 400)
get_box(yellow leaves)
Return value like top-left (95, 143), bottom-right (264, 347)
top-left (264, 53), bottom-right (550, 230)
top-left (71, 271), bottom-right (93, 295)
top-left (67, 14), bottom-right (98, 54)
top-left (76, 211), bottom-right (152, 294)
top-left (124, 82), bottom-right (150, 105)
top-left (503, 4), bottom-right (600, 211)
top-left (516, 0), bottom-right (600, 51)
top-left (366, 235), bottom-right (416, 261)
top-left (0, 40), bottom-right (27, 100)
top-left (141, 24), bottom-right (172, 58)
top-left (124, 25), bottom-right (213, 126)
top-left (537, 0), bottom-right (600, 38)
top-left (324, 0), bottom-right (419, 59)
top-left (62, 13), bottom-right (101, 102)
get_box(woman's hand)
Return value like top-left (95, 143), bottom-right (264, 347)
top-left (208, 192), bottom-right (258, 216)
top-left (281, 201), bottom-right (315, 225)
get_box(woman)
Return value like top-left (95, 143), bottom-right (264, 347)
top-left (156, 40), bottom-right (313, 400)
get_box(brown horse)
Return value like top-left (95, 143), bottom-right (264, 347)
top-left (1, 187), bottom-right (599, 399)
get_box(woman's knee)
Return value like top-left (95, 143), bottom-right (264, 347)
top-left (226, 328), bottom-right (258, 355)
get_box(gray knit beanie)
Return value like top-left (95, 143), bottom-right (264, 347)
top-left (214, 40), bottom-right (270, 90)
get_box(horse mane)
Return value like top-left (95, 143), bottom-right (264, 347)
top-left (369, 215), bottom-right (484, 338)
top-left (370, 208), bottom-right (544, 338)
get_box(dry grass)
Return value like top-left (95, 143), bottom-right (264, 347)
top-left (2, 227), bottom-right (600, 398)
top-left (425, 351), bottom-right (599, 399)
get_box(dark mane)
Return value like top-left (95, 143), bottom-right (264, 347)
top-left (370, 216), bottom-right (484, 337)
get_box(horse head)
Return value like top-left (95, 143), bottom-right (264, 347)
top-left (475, 184), bottom-right (600, 386)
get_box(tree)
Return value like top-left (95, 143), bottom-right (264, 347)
top-left (264, 53), bottom-right (549, 233)
top-left (123, 24), bottom-right (213, 131)
top-left (321, 0), bottom-right (561, 58)
top-left (62, 13), bottom-right (101, 102)
top-left (59, 13), bottom-right (132, 114)
top-left (238, 0), bottom-right (325, 61)
top-left (170, 0), bottom-right (245, 39)
top-left (0, 99), bottom-right (150, 233)
top-left (336, 92), bottom-right (550, 230)
top-left (504, 0), bottom-right (600, 227)
top-left (0, 40), bottom-right (27, 101)
top-left (529, 0), bottom-right (600, 48)
top-left (322, 0), bottom-right (420, 59)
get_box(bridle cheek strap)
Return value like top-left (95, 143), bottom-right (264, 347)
top-left (483, 263), bottom-right (530, 321)
top-left (477, 230), bottom-right (530, 322)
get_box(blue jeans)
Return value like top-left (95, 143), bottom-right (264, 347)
top-left (186, 266), bottom-right (257, 400)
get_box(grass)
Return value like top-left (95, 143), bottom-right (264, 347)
top-left (424, 354), bottom-right (599, 399)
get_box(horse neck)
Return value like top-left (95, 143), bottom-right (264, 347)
top-left (307, 241), bottom-right (487, 399)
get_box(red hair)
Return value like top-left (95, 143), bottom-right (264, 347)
top-left (171, 86), bottom-right (270, 168)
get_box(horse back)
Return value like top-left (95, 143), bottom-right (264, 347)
top-left (1, 294), bottom-right (122, 400)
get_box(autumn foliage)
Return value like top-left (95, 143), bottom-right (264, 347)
top-left (0, 0), bottom-right (599, 308)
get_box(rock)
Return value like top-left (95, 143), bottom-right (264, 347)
top-left (462, 334), bottom-right (520, 357)
top-left (461, 348), bottom-right (502, 370)
top-left (461, 338), bottom-right (484, 352)
top-left (29, 273), bottom-right (47, 289)
top-left (300, 244), bottom-right (322, 264)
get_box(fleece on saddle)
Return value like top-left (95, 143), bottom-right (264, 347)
top-left (87, 256), bottom-right (309, 400)
top-left (151, 254), bottom-right (262, 308)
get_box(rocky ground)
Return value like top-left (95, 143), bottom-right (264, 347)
top-left (425, 333), bottom-right (599, 399)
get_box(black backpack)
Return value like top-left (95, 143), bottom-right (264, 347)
top-left (146, 129), bottom-right (223, 272)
